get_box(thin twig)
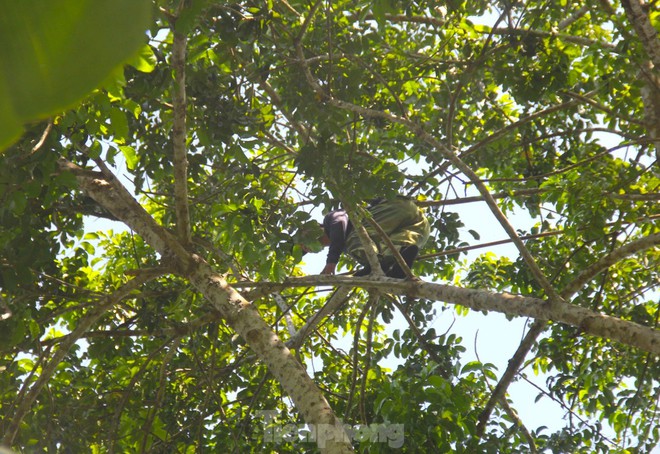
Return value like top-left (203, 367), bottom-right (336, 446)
top-left (359, 295), bottom-right (379, 424)
top-left (346, 296), bottom-right (375, 420)
top-left (108, 335), bottom-right (177, 454)
top-left (274, 292), bottom-right (297, 337)
top-left (287, 286), bottom-right (353, 349)
top-left (389, 296), bottom-right (451, 371)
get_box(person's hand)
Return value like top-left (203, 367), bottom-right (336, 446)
top-left (320, 263), bottom-right (337, 275)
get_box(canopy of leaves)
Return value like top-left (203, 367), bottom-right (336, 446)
top-left (1, 0), bottom-right (659, 453)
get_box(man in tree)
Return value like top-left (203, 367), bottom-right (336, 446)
top-left (319, 196), bottom-right (430, 278)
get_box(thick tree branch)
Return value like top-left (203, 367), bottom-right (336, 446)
top-left (187, 261), bottom-right (353, 453)
top-left (59, 159), bottom-right (194, 270)
top-left (273, 292), bottom-right (298, 337)
top-left (621, 0), bottom-right (660, 67)
top-left (558, 4), bottom-right (590, 30)
top-left (294, 36), bottom-right (562, 306)
top-left (621, 0), bottom-right (660, 159)
top-left (172, 11), bottom-right (192, 247)
top-left (563, 232), bottom-right (660, 297)
top-left (241, 275), bottom-right (660, 354)
top-left (476, 319), bottom-right (546, 437)
top-left (638, 60), bottom-right (660, 159)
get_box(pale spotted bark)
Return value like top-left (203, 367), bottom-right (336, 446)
top-left (621, 0), bottom-right (660, 159)
top-left (249, 274), bottom-right (660, 355)
top-left (171, 25), bottom-right (192, 247)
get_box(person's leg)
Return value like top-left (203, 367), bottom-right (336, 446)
top-left (348, 199), bottom-right (429, 277)
top-left (385, 245), bottom-right (419, 278)
top-left (353, 255), bottom-right (400, 277)
top-left (352, 266), bottom-right (371, 276)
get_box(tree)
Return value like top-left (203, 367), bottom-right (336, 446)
top-left (1, 0), bottom-right (659, 452)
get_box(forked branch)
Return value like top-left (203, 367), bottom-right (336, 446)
top-left (476, 231), bottom-right (660, 436)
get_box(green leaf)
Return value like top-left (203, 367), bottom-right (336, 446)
top-left (174, 0), bottom-right (212, 33)
top-left (110, 108), bottom-right (129, 144)
top-left (461, 361), bottom-right (482, 374)
top-left (0, 0), bottom-right (151, 150)
top-left (120, 145), bottom-right (139, 170)
top-left (128, 45), bottom-right (157, 73)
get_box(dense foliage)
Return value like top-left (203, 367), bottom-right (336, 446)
top-left (1, 0), bottom-right (659, 452)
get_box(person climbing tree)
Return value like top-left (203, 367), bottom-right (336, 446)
top-left (319, 196), bottom-right (430, 278)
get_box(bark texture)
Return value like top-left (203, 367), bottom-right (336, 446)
top-left (262, 275), bottom-right (660, 355)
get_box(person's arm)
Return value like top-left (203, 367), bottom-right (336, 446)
top-left (321, 211), bottom-right (348, 274)
top-left (321, 262), bottom-right (337, 275)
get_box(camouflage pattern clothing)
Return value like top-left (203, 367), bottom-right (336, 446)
top-left (323, 197), bottom-right (430, 268)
